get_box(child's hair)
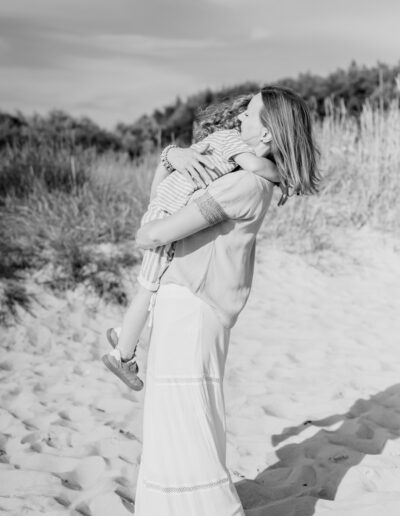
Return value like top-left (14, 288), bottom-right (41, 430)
top-left (260, 86), bottom-right (320, 197)
top-left (193, 94), bottom-right (252, 142)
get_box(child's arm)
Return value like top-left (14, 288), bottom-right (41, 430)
top-left (166, 143), bottom-right (215, 189)
top-left (233, 152), bottom-right (279, 182)
top-left (149, 145), bottom-right (215, 203)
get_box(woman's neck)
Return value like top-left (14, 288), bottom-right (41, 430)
top-left (253, 141), bottom-right (270, 158)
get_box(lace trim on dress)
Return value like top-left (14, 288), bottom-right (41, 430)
top-left (193, 190), bottom-right (228, 225)
top-left (143, 476), bottom-right (230, 493)
top-left (155, 376), bottom-right (221, 384)
top-left (147, 371), bottom-right (222, 384)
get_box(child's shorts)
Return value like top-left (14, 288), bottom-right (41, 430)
top-left (137, 243), bottom-right (175, 292)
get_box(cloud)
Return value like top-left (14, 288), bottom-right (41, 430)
top-left (90, 34), bottom-right (223, 57)
top-left (104, 34), bottom-right (220, 50)
top-left (249, 27), bottom-right (271, 41)
top-left (0, 53), bottom-right (206, 128)
top-left (0, 0), bottom-right (230, 38)
top-left (1, 0), bottom-right (399, 129)
top-left (0, 12), bottom-right (225, 72)
top-left (0, 4), bottom-right (226, 127)
top-left (204, 0), bottom-right (244, 3)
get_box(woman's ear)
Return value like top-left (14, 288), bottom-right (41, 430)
top-left (260, 130), bottom-right (272, 144)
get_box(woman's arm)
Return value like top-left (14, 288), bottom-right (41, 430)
top-left (138, 169), bottom-right (265, 249)
top-left (136, 202), bottom-right (211, 249)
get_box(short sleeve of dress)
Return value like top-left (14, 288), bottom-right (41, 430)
top-left (193, 171), bottom-right (264, 224)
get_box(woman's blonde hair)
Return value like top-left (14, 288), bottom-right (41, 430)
top-left (260, 86), bottom-right (320, 197)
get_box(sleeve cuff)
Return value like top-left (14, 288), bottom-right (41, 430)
top-left (194, 191), bottom-right (229, 225)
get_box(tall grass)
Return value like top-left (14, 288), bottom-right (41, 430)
top-left (0, 151), bottom-right (156, 323)
top-left (1, 102), bottom-right (399, 322)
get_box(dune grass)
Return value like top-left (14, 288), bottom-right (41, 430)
top-left (0, 152), bottom-right (155, 323)
top-left (1, 102), bottom-right (399, 323)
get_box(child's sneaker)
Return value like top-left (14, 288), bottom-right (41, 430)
top-left (102, 328), bottom-right (144, 391)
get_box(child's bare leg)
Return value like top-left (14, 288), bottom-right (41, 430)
top-left (117, 285), bottom-right (153, 360)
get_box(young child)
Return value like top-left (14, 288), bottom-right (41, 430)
top-left (102, 95), bottom-right (282, 390)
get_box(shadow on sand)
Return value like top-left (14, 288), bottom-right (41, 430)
top-left (235, 384), bottom-right (400, 515)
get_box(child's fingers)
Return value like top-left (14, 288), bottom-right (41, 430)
top-left (186, 165), bottom-right (207, 188)
top-left (198, 156), bottom-right (215, 170)
top-left (195, 152), bottom-right (215, 170)
top-left (192, 163), bottom-right (213, 186)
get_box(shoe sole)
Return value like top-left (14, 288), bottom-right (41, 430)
top-left (102, 354), bottom-right (144, 391)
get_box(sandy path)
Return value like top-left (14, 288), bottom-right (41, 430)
top-left (1, 227), bottom-right (400, 515)
top-left (228, 228), bottom-right (400, 515)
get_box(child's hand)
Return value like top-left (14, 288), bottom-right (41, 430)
top-left (168, 144), bottom-right (215, 188)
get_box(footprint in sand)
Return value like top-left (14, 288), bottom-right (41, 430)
top-left (254, 464), bottom-right (318, 500)
top-left (0, 470), bottom-right (61, 497)
top-left (87, 491), bottom-right (133, 516)
top-left (10, 451), bottom-right (79, 473)
top-left (365, 406), bottom-right (400, 432)
top-left (355, 421), bottom-right (375, 439)
top-left (58, 406), bottom-right (93, 422)
top-left (55, 456), bottom-right (106, 490)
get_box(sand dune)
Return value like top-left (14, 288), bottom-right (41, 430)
top-left (1, 227), bottom-right (400, 515)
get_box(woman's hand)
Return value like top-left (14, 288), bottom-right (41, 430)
top-left (167, 143), bottom-right (216, 189)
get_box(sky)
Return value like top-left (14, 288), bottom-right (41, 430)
top-left (0, 0), bottom-right (399, 128)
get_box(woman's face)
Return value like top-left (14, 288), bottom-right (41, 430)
top-left (237, 93), bottom-right (266, 145)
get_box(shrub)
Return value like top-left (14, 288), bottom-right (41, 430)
top-left (0, 151), bottom-right (156, 321)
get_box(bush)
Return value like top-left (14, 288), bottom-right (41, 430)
top-left (0, 151), bottom-right (156, 321)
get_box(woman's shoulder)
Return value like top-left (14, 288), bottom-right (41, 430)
top-left (217, 169), bottom-right (271, 194)
top-left (202, 170), bottom-right (272, 221)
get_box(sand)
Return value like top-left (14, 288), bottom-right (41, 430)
top-left (1, 226), bottom-right (400, 515)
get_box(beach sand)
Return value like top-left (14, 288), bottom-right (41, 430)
top-left (1, 226), bottom-right (400, 515)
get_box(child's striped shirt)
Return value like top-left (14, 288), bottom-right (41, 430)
top-left (153, 129), bottom-right (254, 214)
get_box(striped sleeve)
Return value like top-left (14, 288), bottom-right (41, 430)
top-left (190, 135), bottom-right (211, 153)
top-left (216, 130), bottom-right (255, 162)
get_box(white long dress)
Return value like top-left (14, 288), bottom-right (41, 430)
top-left (134, 283), bottom-right (245, 515)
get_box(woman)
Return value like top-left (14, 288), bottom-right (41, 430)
top-left (133, 88), bottom-right (319, 515)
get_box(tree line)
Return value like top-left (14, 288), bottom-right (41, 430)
top-left (1, 60), bottom-right (399, 161)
